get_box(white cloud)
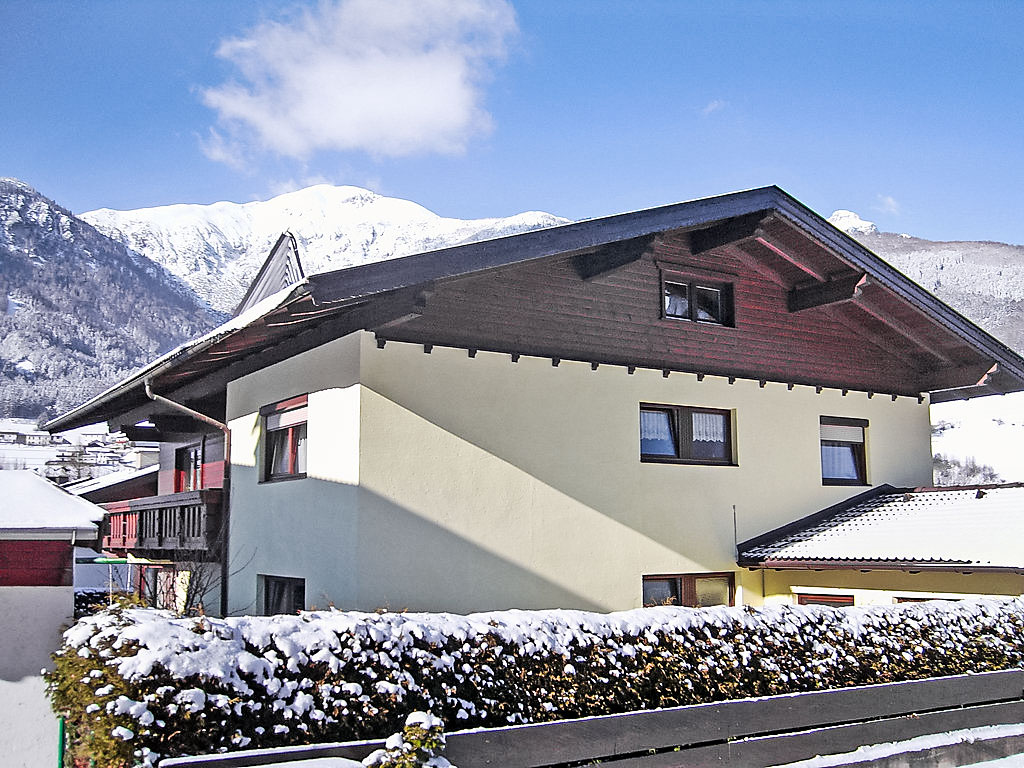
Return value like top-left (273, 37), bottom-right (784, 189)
top-left (201, 0), bottom-right (518, 163)
top-left (700, 99), bottom-right (726, 117)
top-left (875, 194), bottom-right (901, 215)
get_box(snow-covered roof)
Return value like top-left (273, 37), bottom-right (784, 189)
top-left (738, 484), bottom-right (1024, 571)
top-left (0, 470), bottom-right (101, 539)
top-left (64, 464), bottom-right (158, 496)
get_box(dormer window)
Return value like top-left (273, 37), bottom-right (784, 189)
top-left (661, 272), bottom-right (734, 326)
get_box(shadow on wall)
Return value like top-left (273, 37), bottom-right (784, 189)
top-left (0, 587), bottom-right (73, 681)
top-left (230, 466), bottom-right (607, 615)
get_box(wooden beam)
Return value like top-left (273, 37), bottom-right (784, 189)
top-left (688, 212), bottom-right (766, 255)
top-left (572, 234), bottom-right (656, 280)
top-left (754, 233), bottom-right (829, 281)
top-left (788, 273), bottom-right (867, 312)
top-left (853, 294), bottom-right (953, 363)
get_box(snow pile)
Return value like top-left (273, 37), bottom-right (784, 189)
top-left (48, 599), bottom-right (1024, 766)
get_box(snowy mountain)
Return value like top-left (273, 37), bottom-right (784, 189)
top-left (82, 185), bottom-right (568, 312)
top-left (829, 209), bottom-right (1024, 482)
top-left (0, 178), bottom-right (224, 419)
top-left (828, 210), bottom-right (1024, 354)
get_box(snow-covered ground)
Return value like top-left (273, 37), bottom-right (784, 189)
top-left (931, 391), bottom-right (1024, 482)
top-left (769, 722), bottom-right (1024, 767)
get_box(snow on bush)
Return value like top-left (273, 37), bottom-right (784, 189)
top-left (47, 598), bottom-right (1024, 766)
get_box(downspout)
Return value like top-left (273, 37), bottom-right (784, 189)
top-left (144, 379), bottom-right (231, 617)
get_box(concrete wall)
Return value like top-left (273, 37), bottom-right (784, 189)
top-left (223, 331), bottom-right (936, 614)
top-left (0, 586), bottom-right (73, 767)
top-left (227, 333), bottom-right (362, 614)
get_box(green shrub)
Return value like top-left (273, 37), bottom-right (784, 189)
top-left (47, 598), bottom-right (1024, 766)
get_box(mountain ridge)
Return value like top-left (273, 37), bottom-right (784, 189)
top-left (82, 185), bottom-right (568, 312)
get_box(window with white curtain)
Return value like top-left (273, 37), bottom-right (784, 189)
top-left (640, 404), bottom-right (733, 464)
top-left (820, 416), bottom-right (867, 485)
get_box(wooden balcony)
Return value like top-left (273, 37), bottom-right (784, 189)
top-left (101, 489), bottom-right (222, 554)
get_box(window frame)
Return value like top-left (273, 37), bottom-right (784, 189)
top-left (642, 572), bottom-right (736, 608)
top-left (659, 269), bottom-right (735, 327)
top-left (174, 443), bottom-right (202, 493)
top-left (261, 574), bottom-right (306, 615)
top-left (820, 415), bottom-right (868, 486)
top-left (260, 395), bottom-right (308, 483)
top-left (640, 403), bottom-right (735, 465)
top-left (797, 593), bottom-right (855, 607)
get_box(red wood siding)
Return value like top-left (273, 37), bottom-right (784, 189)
top-left (0, 540), bottom-right (73, 586)
top-left (381, 233), bottom-right (945, 395)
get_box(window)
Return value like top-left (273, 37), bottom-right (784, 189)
top-left (643, 573), bottom-right (735, 607)
top-left (262, 575), bottom-right (305, 615)
top-left (661, 273), bottom-right (734, 326)
top-left (261, 395), bottom-right (308, 482)
top-left (798, 594), bottom-right (854, 607)
top-left (174, 444), bottom-right (202, 492)
top-left (640, 404), bottom-right (733, 464)
top-left (820, 416), bottom-right (867, 485)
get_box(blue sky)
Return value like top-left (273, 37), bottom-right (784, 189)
top-left (2, 0), bottom-right (1023, 243)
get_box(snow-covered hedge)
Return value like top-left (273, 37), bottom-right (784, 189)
top-left (48, 599), bottom-right (1024, 766)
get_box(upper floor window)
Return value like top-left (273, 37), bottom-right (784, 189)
top-left (661, 271), bottom-right (734, 326)
top-left (640, 404), bottom-right (733, 465)
top-left (174, 444), bottom-right (202, 492)
top-left (820, 416), bottom-right (867, 486)
top-left (261, 395), bottom-right (308, 482)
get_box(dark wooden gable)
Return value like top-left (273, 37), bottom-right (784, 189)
top-left (373, 225), bottom-right (980, 396)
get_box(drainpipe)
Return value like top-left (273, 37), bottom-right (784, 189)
top-left (144, 379), bottom-right (231, 617)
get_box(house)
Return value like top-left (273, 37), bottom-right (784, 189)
top-left (44, 187), bottom-right (1024, 616)
top-left (0, 471), bottom-right (100, 766)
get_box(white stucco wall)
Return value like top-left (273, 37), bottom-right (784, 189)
top-left (223, 331), bottom-right (934, 615)
top-left (0, 586), bottom-right (73, 768)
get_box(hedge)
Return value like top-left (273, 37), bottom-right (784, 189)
top-left (47, 598), bottom-right (1024, 766)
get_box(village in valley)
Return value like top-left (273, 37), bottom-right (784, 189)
top-left (3, 2), bottom-right (1024, 767)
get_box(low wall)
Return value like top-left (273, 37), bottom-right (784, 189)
top-left (162, 669), bottom-right (1024, 768)
top-left (0, 586), bottom-right (74, 768)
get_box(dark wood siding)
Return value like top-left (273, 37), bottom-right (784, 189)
top-left (381, 234), bottom-right (935, 395)
top-left (0, 540), bottom-right (73, 586)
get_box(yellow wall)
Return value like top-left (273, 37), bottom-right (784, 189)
top-left (760, 569), bottom-right (1024, 606)
top-left (222, 331), bottom-right (938, 614)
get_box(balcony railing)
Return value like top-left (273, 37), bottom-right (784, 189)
top-left (101, 489), bottom-right (222, 554)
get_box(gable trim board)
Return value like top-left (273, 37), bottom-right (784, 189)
top-left (44, 186), bottom-right (1024, 436)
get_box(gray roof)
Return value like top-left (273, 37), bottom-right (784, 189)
top-left (44, 186), bottom-right (1024, 433)
top-left (738, 484), bottom-right (1024, 572)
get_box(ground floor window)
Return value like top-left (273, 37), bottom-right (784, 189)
top-left (797, 593), bottom-right (854, 607)
top-left (642, 572), bottom-right (734, 607)
top-left (262, 574), bottom-right (305, 615)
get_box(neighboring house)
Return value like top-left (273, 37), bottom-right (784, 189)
top-left (0, 471), bottom-right (101, 767)
top-left (44, 187), bottom-right (1024, 616)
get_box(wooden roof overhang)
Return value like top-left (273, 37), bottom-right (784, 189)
top-left (44, 186), bottom-right (1024, 435)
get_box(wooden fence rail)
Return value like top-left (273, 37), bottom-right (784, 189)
top-left (163, 668), bottom-right (1024, 768)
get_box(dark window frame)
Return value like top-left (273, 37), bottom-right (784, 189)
top-left (640, 403), bottom-right (735, 465)
top-left (820, 415), bottom-right (868, 486)
top-left (642, 572), bottom-right (736, 607)
top-left (260, 395), bottom-right (308, 483)
top-left (797, 593), bottom-right (855, 607)
top-left (174, 443), bottom-right (202, 493)
top-left (261, 574), bottom-right (306, 615)
top-left (660, 269), bottom-right (735, 327)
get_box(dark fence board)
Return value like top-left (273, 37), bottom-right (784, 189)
top-left (603, 701), bottom-right (1024, 767)
top-left (442, 670), bottom-right (1024, 767)
top-left (160, 670), bottom-right (1024, 768)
